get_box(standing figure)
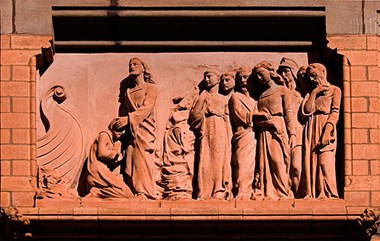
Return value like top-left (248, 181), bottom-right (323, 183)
top-left (115, 57), bottom-right (158, 199)
top-left (301, 63), bottom-right (341, 199)
top-left (85, 121), bottom-right (133, 199)
top-left (252, 61), bottom-right (296, 200)
top-left (219, 71), bottom-right (236, 98)
top-left (277, 57), bottom-right (304, 197)
top-left (190, 69), bottom-right (232, 200)
top-left (229, 67), bottom-right (257, 200)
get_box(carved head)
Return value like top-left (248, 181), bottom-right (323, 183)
top-left (252, 61), bottom-right (284, 86)
top-left (235, 67), bottom-right (251, 94)
top-left (277, 57), bottom-right (299, 89)
top-left (128, 58), bottom-right (154, 84)
top-left (219, 71), bottom-right (236, 95)
top-left (203, 69), bottom-right (221, 89)
top-left (307, 63), bottom-right (328, 87)
top-left (108, 119), bottom-right (125, 140)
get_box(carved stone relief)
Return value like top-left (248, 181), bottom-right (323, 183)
top-left (37, 53), bottom-right (342, 202)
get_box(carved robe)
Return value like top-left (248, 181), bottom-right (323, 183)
top-left (229, 92), bottom-right (257, 199)
top-left (256, 85), bottom-right (295, 199)
top-left (123, 82), bottom-right (158, 199)
top-left (190, 91), bottom-right (232, 200)
top-left (301, 85), bottom-right (341, 199)
top-left (86, 131), bottom-right (133, 198)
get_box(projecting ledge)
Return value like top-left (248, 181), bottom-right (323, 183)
top-left (20, 199), bottom-right (359, 222)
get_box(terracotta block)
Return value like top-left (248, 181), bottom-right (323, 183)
top-left (351, 82), bottom-right (378, 97)
top-left (11, 35), bottom-right (52, 49)
top-left (1, 49), bottom-right (40, 65)
top-left (0, 144), bottom-right (30, 159)
top-left (0, 129), bottom-right (11, 144)
top-left (369, 98), bottom-right (379, 113)
top-left (351, 97), bottom-right (367, 112)
top-left (343, 98), bottom-right (351, 113)
top-left (344, 113), bottom-right (351, 129)
top-left (344, 191), bottom-right (370, 206)
top-left (345, 159), bottom-right (352, 176)
top-left (343, 81), bottom-right (350, 97)
top-left (12, 97), bottom-right (30, 113)
top-left (351, 129), bottom-right (368, 144)
top-left (30, 160), bottom-right (37, 176)
top-left (12, 65), bottom-right (30, 81)
top-left (12, 191), bottom-right (35, 207)
top-left (1, 65), bottom-right (11, 80)
top-left (350, 66), bottom-right (367, 81)
top-left (1, 113), bottom-right (30, 128)
top-left (345, 144), bottom-right (352, 161)
top-left (369, 129), bottom-right (379, 144)
top-left (371, 176), bottom-right (380, 191)
top-left (1, 35), bottom-right (11, 49)
top-left (368, 66), bottom-right (378, 81)
top-left (346, 206), bottom-right (368, 216)
top-left (352, 113), bottom-right (378, 128)
top-left (0, 96), bottom-right (11, 112)
top-left (352, 144), bottom-right (379, 159)
top-left (1, 160), bottom-right (11, 175)
top-left (344, 128), bottom-right (352, 144)
top-left (352, 161), bottom-right (369, 175)
top-left (1, 192), bottom-right (11, 207)
top-left (370, 160), bottom-right (380, 175)
top-left (339, 50), bottom-right (377, 66)
top-left (345, 175), bottom-right (372, 191)
top-left (1, 81), bottom-right (30, 97)
top-left (12, 160), bottom-right (31, 176)
top-left (327, 35), bottom-right (366, 50)
top-left (1, 176), bottom-right (35, 191)
top-left (371, 192), bottom-right (380, 206)
top-left (367, 36), bottom-right (377, 50)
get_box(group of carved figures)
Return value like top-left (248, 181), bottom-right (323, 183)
top-left (82, 57), bottom-right (341, 201)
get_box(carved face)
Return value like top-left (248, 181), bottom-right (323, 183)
top-left (220, 75), bottom-right (235, 93)
top-left (237, 69), bottom-right (250, 93)
top-left (307, 67), bottom-right (326, 87)
top-left (129, 59), bottom-right (145, 76)
top-left (278, 67), bottom-right (294, 88)
top-left (204, 72), bottom-right (220, 89)
top-left (255, 67), bottom-right (271, 86)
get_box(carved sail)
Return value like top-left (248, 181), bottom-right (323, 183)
top-left (37, 86), bottom-right (86, 190)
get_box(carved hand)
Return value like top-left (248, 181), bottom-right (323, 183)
top-left (313, 84), bottom-right (329, 95)
top-left (320, 123), bottom-right (334, 147)
top-left (115, 116), bottom-right (129, 129)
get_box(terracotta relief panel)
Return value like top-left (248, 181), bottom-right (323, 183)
top-left (36, 53), bottom-right (342, 202)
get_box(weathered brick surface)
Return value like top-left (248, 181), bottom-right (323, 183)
top-left (1, 176), bottom-right (35, 191)
top-left (0, 129), bottom-right (11, 144)
top-left (352, 161), bottom-right (369, 175)
top-left (1, 65), bottom-right (11, 80)
top-left (12, 97), bottom-right (30, 113)
top-left (351, 129), bottom-right (368, 143)
top-left (351, 97), bottom-right (367, 112)
top-left (1, 49), bottom-right (41, 65)
top-left (367, 36), bottom-right (377, 50)
top-left (0, 192), bottom-right (11, 207)
top-left (11, 35), bottom-right (51, 49)
top-left (0, 145), bottom-right (30, 160)
top-left (368, 66), bottom-right (378, 81)
top-left (12, 160), bottom-right (31, 176)
top-left (350, 66), bottom-right (367, 81)
top-left (11, 191), bottom-right (35, 207)
top-left (1, 161), bottom-right (11, 176)
top-left (371, 191), bottom-right (380, 206)
top-left (1, 96), bottom-right (11, 112)
top-left (351, 82), bottom-right (378, 97)
top-left (370, 129), bottom-right (379, 144)
top-left (369, 97), bottom-right (379, 113)
top-left (352, 144), bottom-right (379, 159)
top-left (345, 191), bottom-right (370, 206)
top-left (340, 50), bottom-right (377, 66)
top-left (327, 35), bottom-right (367, 50)
top-left (12, 129), bottom-right (30, 144)
top-left (1, 35), bottom-right (11, 49)
top-left (12, 65), bottom-right (30, 81)
top-left (1, 113), bottom-right (30, 128)
top-left (1, 81), bottom-right (30, 97)
top-left (352, 113), bottom-right (378, 128)
top-left (371, 160), bottom-right (380, 175)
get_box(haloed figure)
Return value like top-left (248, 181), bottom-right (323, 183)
top-left (229, 67), bottom-right (258, 200)
top-left (277, 57), bottom-right (304, 197)
top-left (190, 69), bottom-right (232, 200)
top-left (301, 63), bottom-right (341, 199)
top-left (252, 61), bottom-right (296, 200)
top-left (219, 71), bottom-right (236, 98)
top-left (115, 57), bottom-right (158, 199)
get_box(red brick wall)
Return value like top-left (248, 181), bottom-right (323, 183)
top-left (0, 34), bottom-right (51, 207)
top-left (328, 35), bottom-right (380, 210)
